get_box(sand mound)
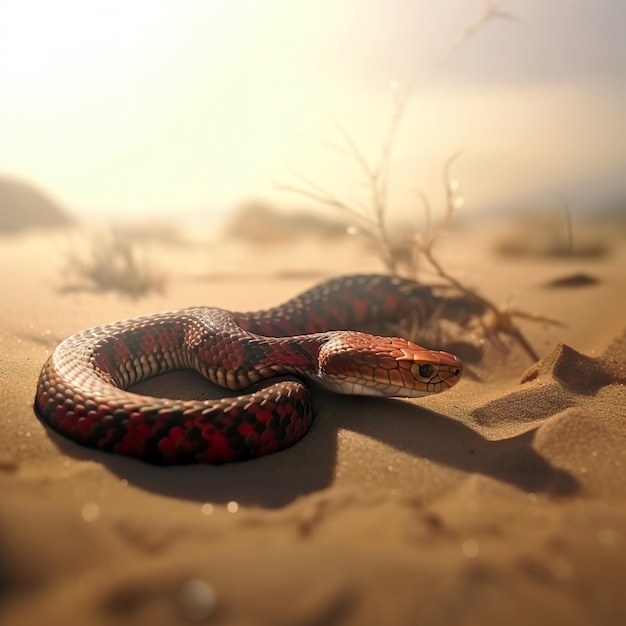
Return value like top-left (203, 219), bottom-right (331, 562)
top-left (0, 175), bottom-right (73, 233)
top-left (1, 226), bottom-right (625, 625)
top-left (521, 340), bottom-right (626, 392)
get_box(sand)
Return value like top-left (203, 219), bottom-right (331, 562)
top-left (1, 219), bottom-right (625, 626)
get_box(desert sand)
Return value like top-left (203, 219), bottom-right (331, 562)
top-left (1, 216), bottom-right (625, 626)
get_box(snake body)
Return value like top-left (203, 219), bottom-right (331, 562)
top-left (34, 275), bottom-right (463, 464)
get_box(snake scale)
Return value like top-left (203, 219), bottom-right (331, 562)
top-left (34, 274), bottom-right (463, 464)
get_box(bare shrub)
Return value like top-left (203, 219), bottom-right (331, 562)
top-left (61, 226), bottom-right (166, 298)
top-left (275, 2), bottom-right (561, 361)
top-left (224, 200), bottom-right (348, 244)
top-left (493, 198), bottom-right (610, 259)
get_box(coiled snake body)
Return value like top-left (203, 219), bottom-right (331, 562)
top-left (35, 275), bottom-right (463, 464)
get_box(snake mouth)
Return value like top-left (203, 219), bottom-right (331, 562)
top-left (406, 350), bottom-right (463, 395)
top-left (440, 351), bottom-right (463, 377)
top-left (317, 332), bottom-right (464, 398)
top-left (320, 349), bottom-right (463, 398)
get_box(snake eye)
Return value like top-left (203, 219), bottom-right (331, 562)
top-left (418, 363), bottom-right (435, 379)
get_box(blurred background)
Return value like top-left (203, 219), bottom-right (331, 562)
top-left (1, 0), bottom-right (624, 231)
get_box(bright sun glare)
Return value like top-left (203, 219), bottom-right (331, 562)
top-left (0, 0), bottom-right (296, 215)
top-left (0, 1), bottom-right (623, 220)
top-left (0, 1), bottom-right (272, 100)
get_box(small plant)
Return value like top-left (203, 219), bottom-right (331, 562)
top-left (276, 2), bottom-right (560, 361)
top-left (62, 226), bottom-right (166, 298)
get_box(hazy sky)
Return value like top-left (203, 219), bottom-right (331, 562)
top-left (1, 0), bottom-right (624, 223)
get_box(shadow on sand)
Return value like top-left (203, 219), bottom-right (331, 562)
top-left (41, 370), bottom-right (580, 508)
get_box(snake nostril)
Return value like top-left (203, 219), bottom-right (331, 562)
top-left (454, 369), bottom-right (460, 376)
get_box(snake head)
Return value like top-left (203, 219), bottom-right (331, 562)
top-left (318, 331), bottom-right (463, 398)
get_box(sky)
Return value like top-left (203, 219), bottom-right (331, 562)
top-left (0, 0), bottom-right (624, 224)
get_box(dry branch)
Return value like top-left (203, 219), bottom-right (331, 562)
top-left (276, 2), bottom-right (560, 361)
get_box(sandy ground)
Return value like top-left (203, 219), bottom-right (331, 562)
top-left (1, 219), bottom-right (625, 626)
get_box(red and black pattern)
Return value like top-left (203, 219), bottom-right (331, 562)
top-left (235, 274), bottom-right (437, 336)
top-left (34, 274), bottom-right (461, 464)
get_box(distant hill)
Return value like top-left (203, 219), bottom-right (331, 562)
top-left (224, 201), bottom-right (348, 243)
top-left (0, 175), bottom-right (74, 233)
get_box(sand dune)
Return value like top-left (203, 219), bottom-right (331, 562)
top-left (1, 221), bottom-right (625, 625)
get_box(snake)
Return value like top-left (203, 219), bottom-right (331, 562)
top-left (34, 274), bottom-right (463, 464)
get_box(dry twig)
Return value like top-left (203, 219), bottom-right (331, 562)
top-left (276, 2), bottom-right (560, 361)
top-left (61, 226), bottom-right (166, 298)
